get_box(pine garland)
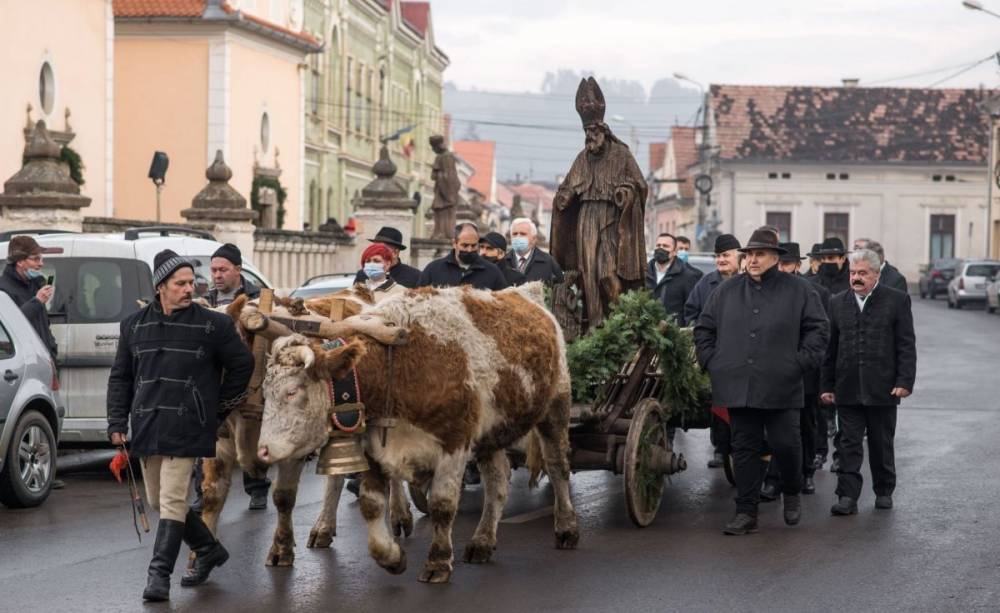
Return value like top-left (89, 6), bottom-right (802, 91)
top-left (23, 144), bottom-right (85, 186)
top-left (251, 175), bottom-right (288, 229)
top-left (566, 290), bottom-right (711, 421)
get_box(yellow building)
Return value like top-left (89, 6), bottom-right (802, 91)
top-left (1, 0), bottom-right (114, 217)
top-left (113, 0), bottom-right (321, 229)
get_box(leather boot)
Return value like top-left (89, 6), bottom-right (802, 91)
top-left (180, 509), bottom-right (229, 587)
top-left (831, 496), bottom-right (858, 516)
top-left (783, 494), bottom-right (802, 525)
top-left (759, 481), bottom-right (780, 502)
top-left (142, 519), bottom-right (184, 602)
top-left (722, 513), bottom-right (758, 535)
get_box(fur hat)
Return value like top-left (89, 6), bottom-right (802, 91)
top-left (211, 243), bottom-right (242, 267)
top-left (153, 249), bottom-right (194, 287)
top-left (6, 235), bottom-right (43, 263)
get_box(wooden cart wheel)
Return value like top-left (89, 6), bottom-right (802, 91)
top-left (624, 398), bottom-right (669, 527)
top-left (409, 482), bottom-right (429, 515)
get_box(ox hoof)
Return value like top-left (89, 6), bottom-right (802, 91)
top-left (554, 529), bottom-right (579, 550)
top-left (380, 549), bottom-right (407, 575)
top-left (392, 516), bottom-right (414, 538)
top-left (417, 567), bottom-right (452, 584)
top-left (462, 540), bottom-right (495, 564)
top-left (265, 545), bottom-right (295, 567)
top-left (307, 528), bottom-right (335, 549)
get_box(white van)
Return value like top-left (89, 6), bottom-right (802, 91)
top-left (0, 227), bottom-right (272, 446)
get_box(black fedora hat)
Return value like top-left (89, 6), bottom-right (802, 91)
top-left (714, 233), bottom-right (741, 254)
top-left (479, 231), bottom-right (507, 251)
top-left (739, 228), bottom-right (787, 254)
top-left (806, 243), bottom-right (823, 258)
top-left (368, 226), bottom-right (407, 251)
top-left (778, 242), bottom-right (805, 262)
top-left (815, 237), bottom-right (846, 256)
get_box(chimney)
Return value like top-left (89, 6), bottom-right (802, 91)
top-left (842, 78), bottom-right (859, 88)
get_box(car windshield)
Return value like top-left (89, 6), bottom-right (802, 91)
top-left (966, 264), bottom-right (1000, 278)
top-left (933, 259), bottom-right (960, 270)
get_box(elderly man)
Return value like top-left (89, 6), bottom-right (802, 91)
top-left (480, 231), bottom-right (526, 286)
top-left (823, 249), bottom-right (916, 515)
top-left (646, 232), bottom-right (702, 324)
top-left (108, 250), bottom-right (253, 602)
top-left (419, 223), bottom-right (508, 290)
top-left (505, 218), bottom-right (564, 285)
top-left (853, 238), bottom-right (908, 294)
top-left (0, 235), bottom-right (57, 358)
top-left (695, 228), bottom-right (829, 535)
top-left (353, 226), bottom-right (421, 288)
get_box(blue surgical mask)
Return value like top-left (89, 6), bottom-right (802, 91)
top-left (363, 263), bottom-right (386, 280)
top-left (676, 250), bottom-right (689, 263)
top-left (26, 269), bottom-right (44, 280)
top-left (511, 237), bottom-right (530, 254)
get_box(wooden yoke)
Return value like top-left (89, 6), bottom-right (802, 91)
top-left (246, 288), bottom-right (274, 411)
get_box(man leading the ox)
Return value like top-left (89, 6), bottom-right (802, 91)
top-left (506, 217), bottom-right (564, 285)
top-left (354, 226), bottom-right (422, 288)
top-left (695, 228), bottom-right (829, 535)
top-left (419, 222), bottom-right (509, 290)
top-left (646, 232), bottom-right (701, 325)
top-left (107, 250), bottom-right (254, 602)
top-left (823, 248), bottom-right (916, 515)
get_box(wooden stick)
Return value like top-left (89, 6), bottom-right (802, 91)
top-left (247, 288), bottom-right (274, 407)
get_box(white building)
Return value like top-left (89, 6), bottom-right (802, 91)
top-left (696, 84), bottom-right (994, 281)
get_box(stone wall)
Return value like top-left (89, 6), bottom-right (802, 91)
top-left (252, 228), bottom-right (355, 291)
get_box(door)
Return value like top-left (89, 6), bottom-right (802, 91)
top-left (0, 315), bottom-right (24, 425)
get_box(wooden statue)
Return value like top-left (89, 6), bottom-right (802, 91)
top-left (429, 134), bottom-right (460, 239)
top-left (549, 77), bottom-right (648, 333)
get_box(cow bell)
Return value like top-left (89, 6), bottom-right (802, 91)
top-left (315, 432), bottom-right (369, 476)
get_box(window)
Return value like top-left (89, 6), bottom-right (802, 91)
top-left (766, 212), bottom-right (791, 242)
top-left (768, 172), bottom-right (778, 179)
top-left (345, 57), bottom-right (353, 129)
top-left (309, 55), bottom-right (320, 115)
top-left (839, 173), bottom-right (849, 180)
top-left (76, 261), bottom-right (124, 322)
top-left (930, 214), bottom-right (955, 260)
top-left (260, 112), bottom-right (270, 153)
top-left (354, 63), bottom-right (363, 133)
top-left (826, 173), bottom-right (835, 180)
top-left (365, 68), bottom-right (373, 137)
top-left (39, 61), bottom-right (55, 115)
top-left (824, 212), bottom-right (849, 245)
top-left (0, 321), bottom-right (14, 359)
top-left (781, 172), bottom-right (791, 179)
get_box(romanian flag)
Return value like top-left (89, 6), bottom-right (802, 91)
top-left (402, 135), bottom-right (414, 158)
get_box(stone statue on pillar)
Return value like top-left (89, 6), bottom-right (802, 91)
top-left (429, 134), bottom-right (460, 239)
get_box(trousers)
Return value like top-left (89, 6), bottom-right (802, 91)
top-left (730, 407), bottom-right (802, 515)
top-left (141, 456), bottom-right (195, 522)
top-left (835, 404), bottom-right (898, 500)
top-left (765, 394), bottom-right (820, 485)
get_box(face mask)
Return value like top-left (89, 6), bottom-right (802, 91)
top-left (511, 237), bottom-right (530, 254)
top-left (25, 269), bottom-right (44, 280)
top-left (483, 255), bottom-right (500, 264)
top-left (363, 263), bottom-right (386, 280)
top-left (676, 249), bottom-right (689, 263)
top-left (653, 249), bottom-right (670, 263)
top-left (819, 262), bottom-right (840, 278)
top-left (458, 250), bottom-right (478, 265)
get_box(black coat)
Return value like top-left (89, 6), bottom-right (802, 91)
top-left (354, 262), bottom-right (422, 289)
top-left (492, 259), bottom-right (526, 286)
top-left (879, 262), bottom-right (908, 294)
top-left (206, 276), bottom-right (260, 307)
top-left (106, 300), bottom-right (254, 458)
top-left (822, 285), bottom-right (916, 406)
top-left (684, 269), bottom-right (726, 326)
top-left (646, 258), bottom-right (702, 325)
top-left (505, 248), bottom-right (565, 285)
top-left (418, 251), bottom-right (509, 291)
top-left (0, 264), bottom-right (57, 357)
top-left (811, 263), bottom-right (850, 294)
top-left (694, 266), bottom-right (830, 409)
top-left (802, 275), bottom-right (831, 395)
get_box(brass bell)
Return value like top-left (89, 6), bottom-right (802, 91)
top-left (315, 432), bottom-right (369, 476)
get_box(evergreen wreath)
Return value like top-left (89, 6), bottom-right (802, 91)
top-left (23, 144), bottom-right (85, 186)
top-left (251, 175), bottom-right (288, 229)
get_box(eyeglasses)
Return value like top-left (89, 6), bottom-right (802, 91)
top-left (26, 255), bottom-right (43, 263)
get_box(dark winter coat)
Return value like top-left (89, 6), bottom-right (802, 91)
top-left (354, 261), bottom-right (422, 289)
top-left (491, 258), bottom-right (526, 286)
top-left (684, 269), bottom-right (727, 326)
top-left (646, 258), bottom-right (702, 325)
top-left (0, 264), bottom-right (57, 357)
top-left (106, 300), bottom-right (254, 458)
top-left (802, 275), bottom-right (831, 395)
top-left (879, 262), bottom-right (908, 294)
top-left (694, 265), bottom-right (830, 409)
top-left (418, 251), bottom-right (509, 291)
top-left (505, 248), bottom-right (565, 285)
top-left (822, 285), bottom-right (916, 406)
top-left (206, 276), bottom-right (260, 307)
top-left (811, 263), bottom-right (850, 294)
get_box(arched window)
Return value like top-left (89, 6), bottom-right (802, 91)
top-left (39, 61), bottom-right (55, 115)
top-left (309, 180), bottom-right (318, 222)
top-left (260, 112), bottom-right (271, 153)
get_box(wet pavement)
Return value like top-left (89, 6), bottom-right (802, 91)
top-left (2, 297), bottom-right (999, 612)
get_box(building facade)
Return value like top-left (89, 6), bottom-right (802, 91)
top-left (302, 0), bottom-right (448, 237)
top-left (696, 84), bottom-right (994, 281)
top-left (647, 127), bottom-right (698, 248)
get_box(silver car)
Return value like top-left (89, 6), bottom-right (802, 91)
top-left (947, 260), bottom-right (1000, 309)
top-left (0, 292), bottom-right (64, 508)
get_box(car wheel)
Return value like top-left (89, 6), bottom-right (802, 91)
top-left (0, 410), bottom-right (57, 508)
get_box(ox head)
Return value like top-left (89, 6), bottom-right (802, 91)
top-left (257, 334), bottom-right (367, 464)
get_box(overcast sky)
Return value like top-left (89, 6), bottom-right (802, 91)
top-left (431, 0), bottom-right (1000, 94)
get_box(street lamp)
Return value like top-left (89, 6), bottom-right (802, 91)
top-left (963, 0), bottom-right (1000, 19)
top-left (673, 72), bottom-right (715, 245)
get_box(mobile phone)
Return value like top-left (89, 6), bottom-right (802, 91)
top-left (46, 275), bottom-right (54, 286)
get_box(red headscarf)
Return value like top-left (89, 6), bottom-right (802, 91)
top-left (361, 242), bottom-right (394, 267)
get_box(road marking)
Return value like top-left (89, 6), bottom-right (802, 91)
top-left (501, 490), bottom-right (609, 524)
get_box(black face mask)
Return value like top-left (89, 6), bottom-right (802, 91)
top-left (482, 255), bottom-right (500, 264)
top-left (819, 262), bottom-right (841, 278)
top-left (458, 250), bottom-right (478, 265)
top-left (653, 248), bottom-right (671, 263)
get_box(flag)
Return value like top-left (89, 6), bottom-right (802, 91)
top-left (402, 135), bottom-right (414, 158)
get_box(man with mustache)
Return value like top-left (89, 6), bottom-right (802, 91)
top-left (107, 249), bottom-right (254, 602)
top-left (823, 249), bottom-right (916, 515)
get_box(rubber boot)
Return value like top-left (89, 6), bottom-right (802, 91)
top-left (180, 509), bottom-right (229, 587)
top-left (142, 519), bottom-right (185, 602)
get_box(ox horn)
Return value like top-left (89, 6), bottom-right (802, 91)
top-left (316, 314), bottom-right (408, 346)
top-left (240, 310), bottom-right (295, 341)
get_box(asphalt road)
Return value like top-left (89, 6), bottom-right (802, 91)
top-left (2, 296), bottom-right (998, 612)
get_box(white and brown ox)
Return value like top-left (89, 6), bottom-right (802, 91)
top-left (257, 283), bottom-right (579, 583)
top-left (200, 290), bottom-right (414, 567)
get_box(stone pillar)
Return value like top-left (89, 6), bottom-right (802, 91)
top-left (0, 120), bottom-right (90, 233)
top-left (351, 145), bottom-right (420, 264)
top-left (181, 150), bottom-right (257, 256)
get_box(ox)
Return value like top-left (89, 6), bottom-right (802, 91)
top-left (257, 283), bottom-right (579, 583)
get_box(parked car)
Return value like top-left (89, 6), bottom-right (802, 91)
top-left (947, 260), bottom-right (1000, 309)
top-left (290, 273), bottom-right (357, 299)
top-left (0, 227), bottom-right (273, 447)
top-left (685, 253), bottom-right (716, 276)
top-left (919, 258), bottom-right (961, 299)
top-left (0, 292), bottom-right (64, 508)
top-left (984, 273), bottom-right (1000, 314)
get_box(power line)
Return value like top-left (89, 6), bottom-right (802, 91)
top-left (927, 54), bottom-right (998, 87)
